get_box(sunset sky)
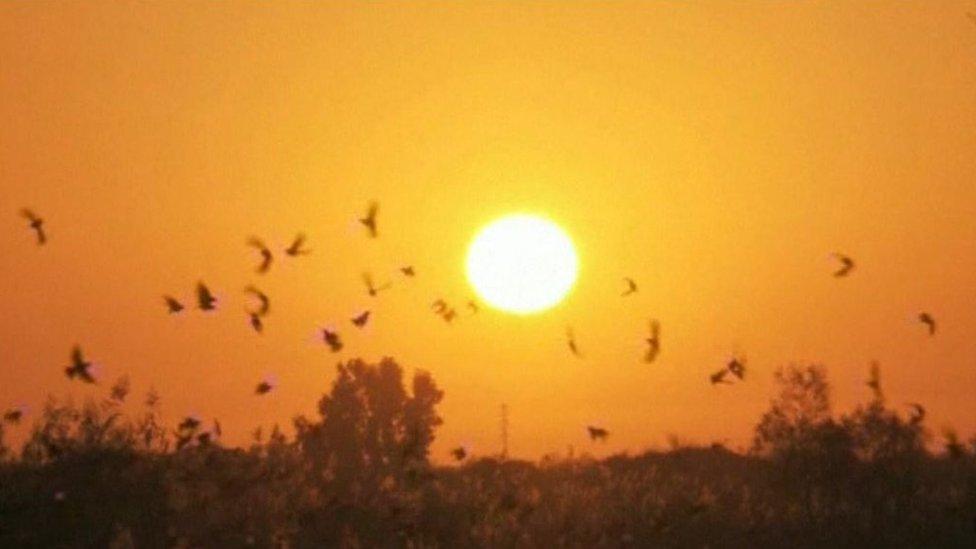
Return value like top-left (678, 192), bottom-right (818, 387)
top-left (2, 2), bottom-right (975, 461)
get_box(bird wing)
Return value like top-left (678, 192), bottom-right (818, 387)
top-left (196, 283), bottom-right (215, 307)
top-left (288, 233), bottom-right (306, 251)
top-left (19, 209), bottom-right (38, 222)
top-left (245, 286), bottom-right (269, 314)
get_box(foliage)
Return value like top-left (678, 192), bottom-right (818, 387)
top-left (0, 359), bottom-right (974, 547)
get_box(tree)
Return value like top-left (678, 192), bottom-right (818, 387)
top-left (753, 364), bottom-right (848, 460)
top-left (295, 357), bottom-right (443, 493)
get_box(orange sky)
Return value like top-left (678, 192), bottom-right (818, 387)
top-left (2, 2), bottom-right (976, 461)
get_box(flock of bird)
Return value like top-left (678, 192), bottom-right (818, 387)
top-left (6, 205), bottom-right (941, 457)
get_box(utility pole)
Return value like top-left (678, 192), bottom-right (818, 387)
top-left (501, 403), bottom-right (509, 460)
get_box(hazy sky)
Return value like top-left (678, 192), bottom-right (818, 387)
top-left (2, 2), bottom-right (975, 460)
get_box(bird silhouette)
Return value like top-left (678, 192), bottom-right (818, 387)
top-left (450, 446), bottom-right (467, 461)
top-left (19, 209), bottom-right (46, 245)
top-left (196, 282), bottom-right (217, 311)
top-left (351, 310), bottom-right (371, 328)
top-left (918, 312), bottom-right (936, 335)
top-left (174, 416), bottom-right (200, 450)
top-left (866, 361), bottom-right (882, 397)
top-left (362, 272), bottom-right (391, 297)
top-left (906, 402), bottom-right (926, 424)
top-left (709, 368), bottom-right (732, 385)
top-left (621, 278), bottom-right (638, 296)
top-left (65, 346), bottom-right (96, 383)
top-left (247, 237), bottom-right (273, 273)
top-left (249, 312), bottom-right (264, 333)
top-left (321, 328), bottom-right (343, 352)
top-left (255, 379), bottom-right (274, 395)
top-left (3, 406), bottom-right (24, 424)
top-left (177, 416), bottom-right (201, 433)
top-left (400, 266), bottom-right (415, 277)
top-left (359, 201), bottom-right (379, 238)
top-left (245, 285), bottom-right (270, 316)
top-left (163, 295), bottom-right (184, 314)
top-left (727, 356), bottom-right (746, 380)
top-left (466, 300), bottom-right (479, 314)
top-left (644, 320), bottom-right (661, 363)
top-left (567, 327), bottom-right (582, 358)
top-left (832, 253), bottom-right (855, 277)
top-left (431, 299), bottom-right (456, 323)
top-left (285, 233), bottom-right (311, 256)
top-left (586, 426), bottom-right (609, 441)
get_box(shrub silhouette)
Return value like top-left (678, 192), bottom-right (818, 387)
top-left (0, 359), bottom-right (974, 547)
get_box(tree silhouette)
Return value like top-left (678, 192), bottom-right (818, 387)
top-left (1, 359), bottom-right (974, 546)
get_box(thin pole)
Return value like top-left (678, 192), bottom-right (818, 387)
top-left (501, 403), bottom-right (509, 460)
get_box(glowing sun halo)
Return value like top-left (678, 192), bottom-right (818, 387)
top-left (466, 214), bottom-right (579, 315)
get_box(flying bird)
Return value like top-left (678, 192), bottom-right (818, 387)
top-left (284, 233), bottom-right (311, 256)
top-left (65, 346), bottom-right (96, 384)
top-left (709, 368), bottom-right (732, 385)
top-left (566, 327), bottom-right (582, 358)
top-left (321, 328), bottom-right (343, 352)
top-left (196, 282), bottom-right (217, 311)
top-left (177, 416), bottom-right (201, 433)
top-left (247, 237), bottom-right (273, 273)
top-left (255, 379), bottom-right (275, 395)
top-left (400, 266), bottom-right (415, 277)
top-left (249, 312), bottom-right (264, 333)
top-left (906, 402), bottom-right (926, 425)
top-left (163, 295), bottom-right (184, 314)
top-left (727, 356), bottom-right (746, 380)
top-left (466, 300), bottom-right (479, 314)
top-left (359, 201), bottom-right (379, 238)
top-left (351, 310), bottom-right (371, 328)
top-left (245, 285), bottom-right (270, 316)
top-left (431, 299), bottom-right (457, 323)
top-left (644, 320), bottom-right (661, 363)
top-left (918, 312), bottom-right (936, 335)
top-left (362, 272), bottom-right (391, 297)
top-left (586, 426), bottom-right (609, 441)
top-left (3, 406), bottom-right (25, 424)
top-left (866, 361), bottom-right (882, 396)
top-left (621, 278), bottom-right (638, 296)
top-left (831, 253), bottom-right (855, 277)
top-left (450, 446), bottom-right (467, 461)
top-left (19, 209), bottom-right (46, 245)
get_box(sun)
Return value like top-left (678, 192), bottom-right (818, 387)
top-left (466, 214), bottom-right (579, 315)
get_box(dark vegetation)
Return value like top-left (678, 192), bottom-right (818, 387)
top-left (1, 359), bottom-right (975, 547)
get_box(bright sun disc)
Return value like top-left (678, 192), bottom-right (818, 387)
top-left (466, 214), bottom-right (579, 315)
